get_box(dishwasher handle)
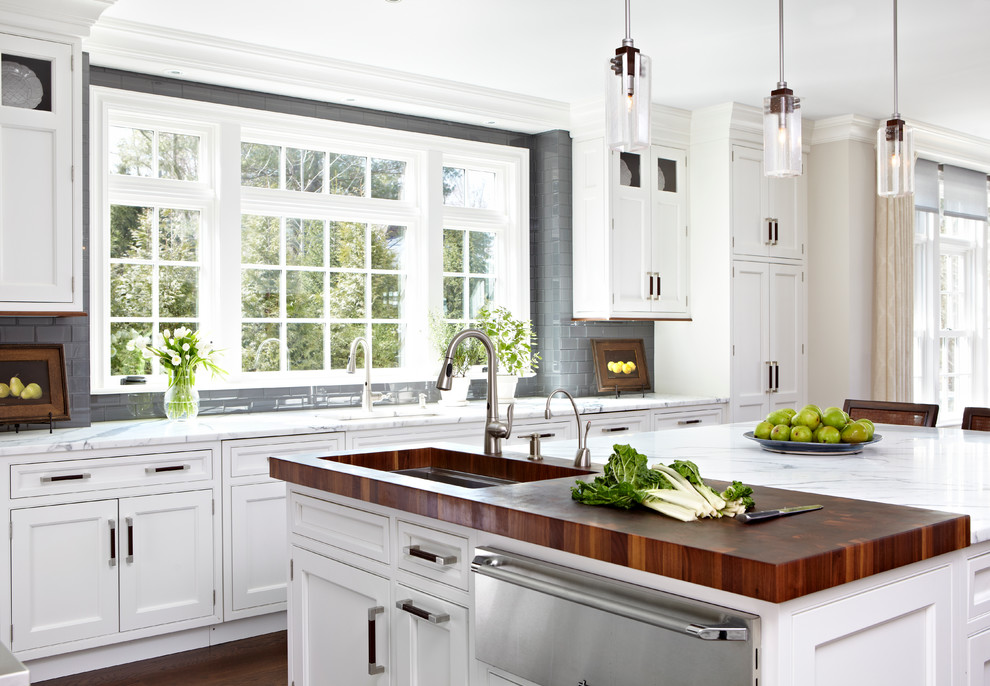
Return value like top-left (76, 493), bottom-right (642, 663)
top-left (472, 550), bottom-right (749, 642)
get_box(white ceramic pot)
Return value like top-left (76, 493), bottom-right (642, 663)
top-left (439, 375), bottom-right (470, 406)
top-left (496, 374), bottom-right (519, 404)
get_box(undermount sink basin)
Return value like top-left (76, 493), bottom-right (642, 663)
top-left (318, 446), bottom-right (595, 489)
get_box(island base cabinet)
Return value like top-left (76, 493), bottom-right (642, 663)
top-left (11, 490), bottom-right (215, 653)
top-left (393, 584), bottom-right (468, 686)
top-left (970, 629), bottom-right (990, 686)
top-left (289, 545), bottom-right (390, 686)
top-left (788, 566), bottom-right (952, 685)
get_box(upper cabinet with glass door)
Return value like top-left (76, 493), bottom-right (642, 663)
top-left (0, 33), bottom-right (82, 314)
top-left (572, 138), bottom-right (689, 320)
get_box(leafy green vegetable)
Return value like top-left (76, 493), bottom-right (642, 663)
top-left (571, 444), bottom-right (756, 522)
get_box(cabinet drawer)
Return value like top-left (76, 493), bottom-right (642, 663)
top-left (584, 410), bottom-right (651, 438)
top-left (397, 520), bottom-right (469, 591)
top-left (10, 450), bottom-right (212, 498)
top-left (503, 418), bottom-right (575, 449)
top-left (225, 434), bottom-right (343, 480)
top-left (652, 408), bottom-right (723, 431)
top-left (291, 492), bottom-right (390, 564)
top-left (969, 550), bottom-right (990, 624)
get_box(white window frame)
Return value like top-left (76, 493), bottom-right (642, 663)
top-left (90, 87), bottom-right (529, 393)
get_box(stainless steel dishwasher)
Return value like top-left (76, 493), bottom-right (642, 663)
top-left (472, 547), bottom-right (760, 686)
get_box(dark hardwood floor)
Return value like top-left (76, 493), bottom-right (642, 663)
top-left (34, 632), bottom-right (287, 686)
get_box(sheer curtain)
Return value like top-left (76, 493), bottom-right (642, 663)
top-left (872, 194), bottom-right (915, 400)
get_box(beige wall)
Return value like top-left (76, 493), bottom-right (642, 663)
top-left (806, 138), bottom-right (876, 405)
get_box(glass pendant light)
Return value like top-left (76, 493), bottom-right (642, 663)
top-left (606, 0), bottom-right (651, 152)
top-left (877, 0), bottom-right (914, 197)
top-left (763, 0), bottom-right (802, 177)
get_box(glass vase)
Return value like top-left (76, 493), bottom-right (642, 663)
top-left (163, 367), bottom-right (200, 421)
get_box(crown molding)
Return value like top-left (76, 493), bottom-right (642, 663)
top-left (84, 18), bottom-right (570, 135)
top-left (569, 98), bottom-right (691, 148)
top-left (912, 119), bottom-right (990, 174)
top-left (0, 0), bottom-right (115, 39)
top-left (807, 115), bottom-right (877, 146)
top-left (689, 102), bottom-right (762, 147)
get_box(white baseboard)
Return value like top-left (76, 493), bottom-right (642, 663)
top-left (24, 612), bottom-right (286, 682)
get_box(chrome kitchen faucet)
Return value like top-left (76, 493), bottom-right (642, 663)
top-left (545, 388), bottom-right (591, 468)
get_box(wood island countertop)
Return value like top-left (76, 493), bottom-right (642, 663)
top-left (269, 424), bottom-right (972, 604)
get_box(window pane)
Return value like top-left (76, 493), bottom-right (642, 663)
top-left (939, 253), bottom-right (965, 330)
top-left (370, 224), bottom-right (406, 270)
top-left (109, 126), bottom-right (153, 177)
top-left (443, 229), bottom-right (463, 272)
top-left (467, 170), bottom-right (496, 209)
top-left (329, 221), bottom-right (365, 269)
top-left (328, 153), bottom-right (366, 196)
top-left (241, 142), bottom-right (281, 188)
top-left (443, 276), bottom-right (464, 319)
top-left (372, 323), bottom-right (403, 368)
top-left (110, 205), bottom-right (152, 260)
top-left (242, 268), bottom-right (280, 318)
top-left (286, 218), bottom-right (325, 267)
top-left (469, 231), bottom-right (495, 273)
top-left (159, 132), bottom-right (200, 181)
top-left (371, 273), bottom-right (402, 319)
top-left (286, 271), bottom-right (324, 318)
top-left (110, 264), bottom-right (152, 317)
top-left (329, 323), bottom-right (365, 369)
top-left (370, 158), bottom-right (406, 200)
top-left (159, 265), bottom-right (199, 318)
top-left (241, 214), bottom-right (280, 265)
top-left (286, 147), bottom-right (325, 193)
top-left (287, 323), bottom-right (324, 370)
top-left (242, 323), bottom-right (281, 372)
top-left (159, 208), bottom-right (200, 262)
top-left (110, 322), bottom-right (153, 376)
top-left (469, 277), bottom-right (494, 317)
top-left (442, 166), bottom-right (464, 206)
top-left (328, 272), bottom-right (366, 318)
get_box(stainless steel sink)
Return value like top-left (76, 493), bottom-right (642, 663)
top-left (392, 466), bottom-right (518, 489)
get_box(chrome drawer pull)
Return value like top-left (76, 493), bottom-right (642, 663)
top-left (601, 426), bottom-right (630, 433)
top-left (367, 605), bottom-right (385, 675)
top-left (145, 464), bottom-right (190, 474)
top-left (41, 472), bottom-right (91, 483)
top-left (403, 544), bottom-right (457, 567)
top-left (396, 599), bottom-right (450, 624)
top-left (678, 419), bottom-right (702, 425)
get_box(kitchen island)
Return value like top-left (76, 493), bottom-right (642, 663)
top-left (271, 422), bottom-right (990, 686)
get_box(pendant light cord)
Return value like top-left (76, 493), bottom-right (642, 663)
top-left (892, 0), bottom-right (899, 117)
top-left (778, 0), bottom-right (785, 86)
top-left (623, 0), bottom-right (633, 46)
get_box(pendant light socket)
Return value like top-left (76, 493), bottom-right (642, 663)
top-left (763, 0), bottom-right (802, 177)
top-left (606, 1), bottom-right (651, 152)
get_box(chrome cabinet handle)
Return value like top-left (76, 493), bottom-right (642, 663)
top-left (145, 464), bottom-right (190, 474)
top-left (766, 361), bottom-right (773, 394)
top-left (109, 519), bottom-right (117, 567)
top-left (647, 272), bottom-right (653, 298)
top-left (367, 605), bottom-right (385, 675)
top-left (654, 273), bottom-right (661, 300)
top-left (125, 516), bottom-right (134, 563)
top-left (41, 472), bottom-right (91, 483)
top-left (403, 544), bottom-right (457, 567)
top-left (678, 419), bottom-right (702, 425)
top-left (773, 219), bottom-right (779, 244)
top-left (396, 599), bottom-right (450, 625)
top-left (772, 361), bottom-right (780, 392)
top-left (601, 426), bottom-right (630, 433)
top-left (766, 218), bottom-right (774, 245)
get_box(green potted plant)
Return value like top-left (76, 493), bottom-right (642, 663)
top-left (476, 303), bottom-right (540, 403)
top-left (428, 309), bottom-right (483, 405)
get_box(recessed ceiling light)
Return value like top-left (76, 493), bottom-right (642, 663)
top-left (164, 69), bottom-right (184, 76)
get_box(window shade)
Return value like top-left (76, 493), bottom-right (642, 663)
top-left (943, 164), bottom-right (988, 220)
top-left (914, 159), bottom-right (939, 212)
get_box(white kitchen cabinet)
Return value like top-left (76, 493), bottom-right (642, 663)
top-left (731, 145), bottom-right (803, 262)
top-left (11, 490), bottom-right (215, 652)
top-left (650, 404), bottom-right (724, 431)
top-left (289, 545), bottom-right (390, 686)
top-left (730, 260), bottom-right (805, 422)
top-left (347, 422), bottom-right (482, 451)
top-left (393, 583), bottom-right (469, 686)
top-left (970, 628), bottom-right (990, 686)
top-left (502, 416), bottom-right (575, 452)
top-left (0, 32), bottom-right (82, 313)
top-left (583, 409), bottom-right (651, 439)
top-left (222, 433), bottom-right (343, 620)
top-left (573, 138), bottom-right (689, 320)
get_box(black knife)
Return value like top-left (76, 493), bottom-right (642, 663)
top-left (735, 504), bottom-right (823, 523)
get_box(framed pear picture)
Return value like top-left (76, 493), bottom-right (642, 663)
top-left (0, 344), bottom-right (70, 424)
top-left (591, 338), bottom-right (651, 394)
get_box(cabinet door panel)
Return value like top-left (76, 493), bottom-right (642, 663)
top-left (730, 146), bottom-right (768, 259)
top-left (769, 264), bottom-right (805, 412)
top-left (731, 261), bottom-right (771, 422)
top-left (290, 546), bottom-right (390, 686)
top-left (118, 490), bottom-right (214, 631)
top-left (11, 500), bottom-right (119, 651)
top-left (768, 175), bottom-right (802, 260)
top-left (651, 146), bottom-right (689, 316)
top-left (231, 481), bottom-right (287, 611)
top-left (612, 167), bottom-right (652, 314)
top-left (393, 585), bottom-right (468, 686)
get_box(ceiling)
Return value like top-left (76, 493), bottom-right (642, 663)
top-left (92, 0), bottom-right (990, 141)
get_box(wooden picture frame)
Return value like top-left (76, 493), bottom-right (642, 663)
top-left (591, 338), bottom-right (651, 394)
top-left (0, 344), bottom-right (70, 424)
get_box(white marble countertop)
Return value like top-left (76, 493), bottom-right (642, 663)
top-left (532, 421), bottom-right (990, 545)
top-left (0, 393), bottom-right (725, 458)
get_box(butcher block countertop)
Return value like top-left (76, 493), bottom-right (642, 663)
top-left (270, 422), bottom-right (975, 604)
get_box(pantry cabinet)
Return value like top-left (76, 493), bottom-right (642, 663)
top-left (572, 138), bottom-right (689, 320)
top-left (0, 32), bottom-right (82, 313)
top-left (731, 145), bottom-right (803, 261)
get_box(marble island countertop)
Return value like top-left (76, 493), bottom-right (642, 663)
top-left (0, 393), bottom-right (724, 458)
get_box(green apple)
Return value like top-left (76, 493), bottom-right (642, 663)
top-left (769, 424), bottom-right (791, 441)
top-left (821, 407), bottom-right (847, 429)
top-left (9, 376), bottom-right (23, 397)
top-left (754, 421), bottom-right (774, 440)
top-left (817, 426), bottom-right (842, 444)
top-left (791, 425), bottom-right (813, 442)
top-left (791, 408), bottom-right (821, 431)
